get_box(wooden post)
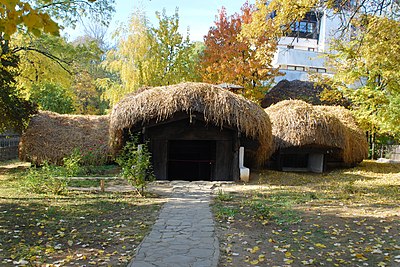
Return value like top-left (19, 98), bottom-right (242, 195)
top-left (100, 179), bottom-right (105, 192)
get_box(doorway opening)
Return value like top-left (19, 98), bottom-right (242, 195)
top-left (281, 153), bottom-right (308, 171)
top-left (168, 140), bottom-right (216, 181)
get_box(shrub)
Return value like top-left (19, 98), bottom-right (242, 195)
top-left (116, 136), bottom-right (154, 195)
top-left (22, 162), bottom-right (67, 195)
top-left (62, 148), bottom-right (82, 177)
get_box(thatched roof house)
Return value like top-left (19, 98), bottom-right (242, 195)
top-left (315, 105), bottom-right (368, 165)
top-left (19, 111), bottom-right (110, 165)
top-left (265, 100), bottom-right (367, 172)
top-left (110, 82), bottom-right (272, 181)
top-left (261, 79), bottom-right (349, 108)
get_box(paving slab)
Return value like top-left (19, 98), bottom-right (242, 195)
top-left (128, 181), bottom-right (221, 267)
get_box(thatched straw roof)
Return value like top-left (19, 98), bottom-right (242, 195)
top-left (19, 111), bottom-right (110, 165)
top-left (315, 105), bottom-right (368, 164)
top-left (261, 79), bottom-right (350, 108)
top-left (110, 82), bottom-right (273, 165)
top-left (265, 100), bottom-right (346, 152)
top-left (261, 80), bottom-right (326, 108)
top-left (265, 100), bottom-right (368, 165)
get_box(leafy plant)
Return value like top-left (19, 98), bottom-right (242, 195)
top-left (216, 189), bottom-right (234, 202)
top-left (22, 162), bottom-right (67, 195)
top-left (116, 136), bottom-right (154, 195)
top-left (62, 148), bottom-right (83, 177)
top-left (214, 205), bottom-right (238, 220)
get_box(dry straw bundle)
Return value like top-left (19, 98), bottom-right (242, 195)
top-left (315, 105), bottom-right (368, 164)
top-left (109, 82), bottom-right (273, 165)
top-left (19, 111), bottom-right (110, 165)
top-left (265, 100), bottom-right (368, 165)
top-left (265, 100), bottom-right (346, 152)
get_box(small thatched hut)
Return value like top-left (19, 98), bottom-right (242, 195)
top-left (265, 100), bottom-right (365, 172)
top-left (19, 111), bottom-right (110, 165)
top-left (109, 82), bottom-right (272, 181)
top-left (315, 105), bottom-right (368, 166)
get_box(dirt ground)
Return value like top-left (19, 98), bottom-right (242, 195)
top-left (213, 162), bottom-right (400, 267)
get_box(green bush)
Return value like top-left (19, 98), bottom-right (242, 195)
top-left (22, 162), bottom-right (67, 195)
top-left (62, 148), bottom-right (82, 176)
top-left (116, 136), bottom-right (154, 194)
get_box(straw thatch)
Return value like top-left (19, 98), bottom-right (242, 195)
top-left (261, 80), bottom-right (326, 108)
top-left (19, 111), bottom-right (110, 165)
top-left (315, 105), bottom-right (368, 164)
top-left (261, 79), bottom-right (350, 108)
top-left (265, 100), bottom-right (347, 152)
top-left (110, 82), bottom-right (273, 165)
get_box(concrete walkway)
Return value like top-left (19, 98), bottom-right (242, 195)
top-left (128, 181), bottom-right (221, 267)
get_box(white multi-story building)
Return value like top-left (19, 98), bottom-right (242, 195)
top-left (272, 10), bottom-right (342, 83)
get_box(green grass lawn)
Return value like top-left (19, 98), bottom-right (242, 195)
top-left (214, 161), bottom-right (400, 267)
top-left (0, 160), bottom-right (165, 266)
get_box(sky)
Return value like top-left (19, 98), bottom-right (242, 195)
top-left (63, 0), bottom-right (255, 43)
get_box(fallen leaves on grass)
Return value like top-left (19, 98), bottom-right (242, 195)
top-left (214, 161), bottom-right (400, 267)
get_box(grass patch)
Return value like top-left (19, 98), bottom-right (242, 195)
top-left (214, 161), bottom-right (400, 267)
top-left (0, 160), bottom-right (165, 266)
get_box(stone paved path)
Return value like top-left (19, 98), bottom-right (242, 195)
top-left (128, 181), bottom-right (221, 267)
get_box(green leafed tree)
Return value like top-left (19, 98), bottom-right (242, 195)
top-left (29, 82), bottom-right (75, 114)
top-left (1, 0), bottom-right (115, 131)
top-left (0, 44), bottom-right (36, 132)
top-left (12, 32), bottom-right (109, 115)
top-left (328, 16), bottom-right (400, 140)
top-left (100, 8), bottom-right (201, 106)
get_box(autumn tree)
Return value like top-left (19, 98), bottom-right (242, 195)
top-left (0, 0), bottom-right (115, 131)
top-left (243, 0), bottom-right (400, 156)
top-left (201, 2), bottom-right (278, 101)
top-left (327, 16), bottom-right (400, 155)
top-left (101, 8), bottom-right (200, 106)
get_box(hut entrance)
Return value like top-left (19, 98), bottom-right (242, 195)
top-left (168, 140), bottom-right (216, 181)
top-left (280, 153), bottom-right (325, 173)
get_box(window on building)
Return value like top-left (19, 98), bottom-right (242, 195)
top-left (287, 11), bottom-right (320, 39)
top-left (308, 47), bottom-right (316, 52)
top-left (287, 65), bottom-right (296, 70)
top-left (309, 67), bottom-right (318, 72)
top-left (287, 45), bottom-right (294, 49)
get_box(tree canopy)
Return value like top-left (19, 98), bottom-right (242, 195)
top-left (200, 2), bottom-right (278, 101)
top-left (0, 0), bottom-right (115, 132)
top-left (0, 0), bottom-right (115, 38)
top-left (243, 0), bottom-right (400, 141)
top-left (101, 8), bottom-right (201, 106)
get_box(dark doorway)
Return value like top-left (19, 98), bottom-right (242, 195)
top-left (168, 140), bottom-right (216, 181)
top-left (281, 153), bottom-right (308, 171)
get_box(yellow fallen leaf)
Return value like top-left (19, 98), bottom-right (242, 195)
top-left (355, 253), bottom-right (368, 261)
top-left (284, 259), bottom-right (294, 264)
top-left (250, 246), bottom-right (260, 254)
top-left (37, 231), bottom-right (43, 236)
top-left (285, 251), bottom-right (292, 258)
top-left (315, 243), bottom-right (326, 248)
top-left (250, 260), bottom-right (259, 265)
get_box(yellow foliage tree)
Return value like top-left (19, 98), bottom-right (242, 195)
top-left (200, 2), bottom-right (278, 102)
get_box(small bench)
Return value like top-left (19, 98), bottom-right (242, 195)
top-left (57, 176), bottom-right (120, 192)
